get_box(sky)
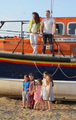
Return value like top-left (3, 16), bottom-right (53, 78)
top-left (0, 0), bottom-right (76, 20)
top-left (0, 0), bottom-right (76, 36)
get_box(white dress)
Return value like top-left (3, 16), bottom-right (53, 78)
top-left (42, 82), bottom-right (54, 101)
top-left (40, 78), bottom-right (46, 98)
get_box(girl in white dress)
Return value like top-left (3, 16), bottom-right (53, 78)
top-left (43, 74), bottom-right (54, 111)
top-left (40, 71), bottom-right (48, 111)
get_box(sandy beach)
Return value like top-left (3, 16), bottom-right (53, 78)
top-left (0, 96), bottom-right (76, 120)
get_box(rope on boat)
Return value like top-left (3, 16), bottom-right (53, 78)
top-left (51, 66), bottom-right (59, 76)
top-left (59, 66), bottom-right (76, 78)
top-left (34, 61), bottom-right (43, 75)
top-left (34, 61), bottom-right (76, 78)
top-left (34, 61), bottom-right (59, 76)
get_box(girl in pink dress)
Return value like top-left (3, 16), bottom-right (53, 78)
top-left (34, 78), bottom-right (42, 110)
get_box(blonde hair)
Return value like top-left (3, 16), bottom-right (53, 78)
top-left (43, 71), bottom-right (48, 75)
top-left (46, 74), bottom-right (54, 87)
top-left (29, 73), bottom-right (34, 77)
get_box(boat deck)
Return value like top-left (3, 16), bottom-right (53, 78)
top-left (0, 50), bottom-right (72, 62)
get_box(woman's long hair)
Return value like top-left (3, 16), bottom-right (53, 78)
top-left (32, 12), bottom-right (40, 24)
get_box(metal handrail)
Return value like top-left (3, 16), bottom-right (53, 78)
top-left (0, 20), bottom-right (29, 54)
top-left (0, 20), bottom-right (66, 56)
top-left (53, 39), bottom-right (65, 56)
top-left (0, 20), bottom-right (29, 23)
top-left (12, 38), bottom-right (23, 53)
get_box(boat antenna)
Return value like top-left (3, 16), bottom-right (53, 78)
top-left (51, 0), bottom-right (54, 17)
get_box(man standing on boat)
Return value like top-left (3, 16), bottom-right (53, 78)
top-left (40, 10), bottom-right (56, 55)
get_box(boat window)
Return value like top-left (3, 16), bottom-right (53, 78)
top-left (54, 23), bottom-right (65, 36)
top-left (67, 22), bottom-right (76, 36)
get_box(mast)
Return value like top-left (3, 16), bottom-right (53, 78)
top-left (51, 0), bottom-right (53, 17)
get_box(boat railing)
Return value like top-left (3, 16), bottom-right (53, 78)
top-left (53, 39), bottom-right (65, 56)
top-left (0, 38), bottom-right (65, 56)
top-left (0, 20), bottom-right (76, 57)
top-left (0, 20), bottom-right (30, 54)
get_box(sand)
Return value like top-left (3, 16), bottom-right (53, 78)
top-left (0, 96), bottom-right (76, 120)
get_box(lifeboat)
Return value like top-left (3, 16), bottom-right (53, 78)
top-left (0, 17), bottom-right (76, 101)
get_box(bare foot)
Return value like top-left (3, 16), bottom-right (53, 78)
top-left (46, 109), bottom-right (52, 112)
top-left (34, 107), bottom-right (36, 110)
top-left (40, 108), bottom-right (45, 111)
top-left (22, 106), bottom-right (26, 109)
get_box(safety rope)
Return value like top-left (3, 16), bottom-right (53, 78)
top-left (59, 66), bottom-right (76, 78)
top-left (34, 61), bottom-right (59, 76)
top-left (34, 61), bottom-right (76, 78)
top-left (51, 66), bottom-right (59, 76)
top-left (34, 61), bottom-right (43, 75)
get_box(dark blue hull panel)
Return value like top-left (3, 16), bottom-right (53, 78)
top-left (0, 61), bottom-right (76, 81)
